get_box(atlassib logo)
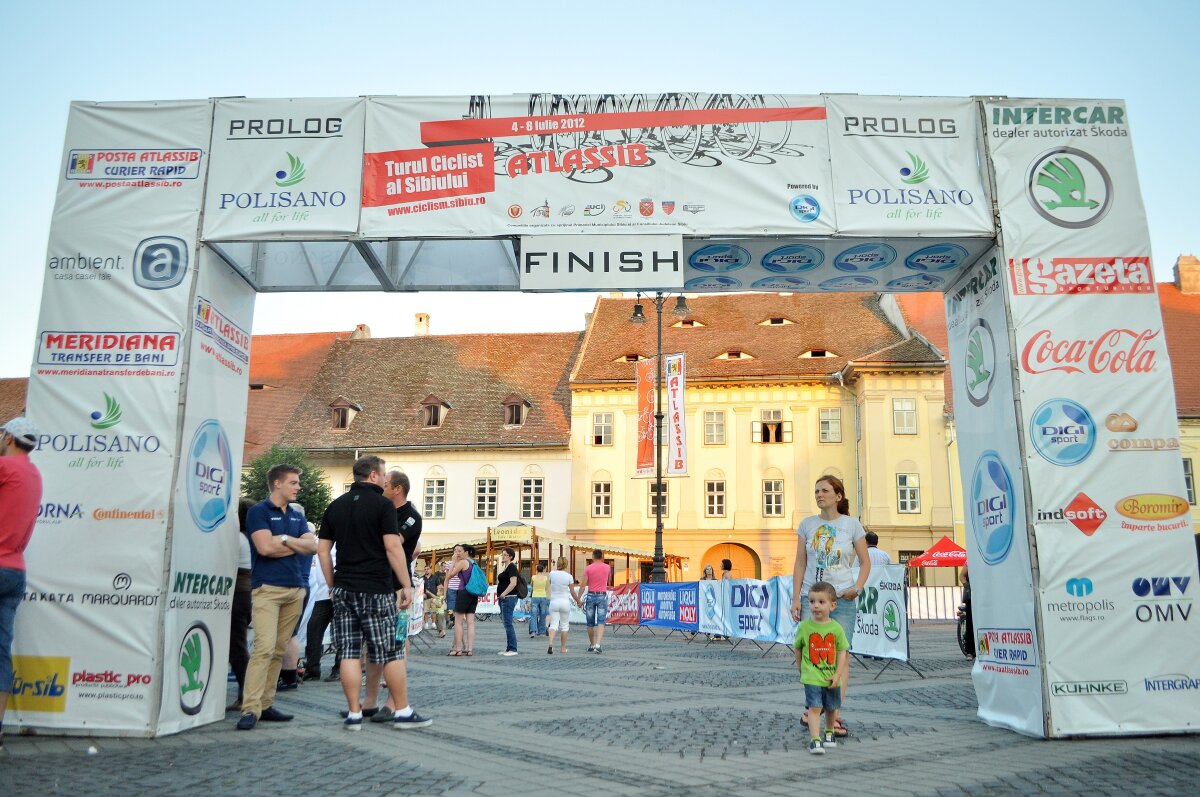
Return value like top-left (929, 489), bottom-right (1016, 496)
top-left (1035, 492), bottom-right (1107, 536)
top-left (1026, 147), bottom-right (1112, 229)
top-left (11, 656), bottom-right (70, 712)
top-left (133, 236), bottom-right (189, 290)
top-left (1029, 398), bottom-right (1096, 466)
top-left (194, 296), bottom-right (250, 373)
top-left (964, 318), bottom-right (996, 407)
top-left (178, 621), bottom-right (213, 715)
top-left (970, 451), bottom-right (1015, 565)
top-left (1008, 257), bottom-right (1152, 296)
top-left (186, 419), bottom-right (232, 533)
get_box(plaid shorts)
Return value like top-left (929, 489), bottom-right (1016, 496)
top-left (331, 587), bottom-right (400, 665)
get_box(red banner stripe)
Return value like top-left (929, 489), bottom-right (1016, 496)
top-left (420, 106), bottom-right (826, 144)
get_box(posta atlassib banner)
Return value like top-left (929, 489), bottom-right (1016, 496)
top-left (664, 354), bottom-right (687, 476)
top-left (825, 96), bottom-right (993, 237)
top-left (986, 99), bottom-right (1200, 736)
top-left (359, 94), bottom-right (836, 238)
top-left (16, 101), bottom-right (212, 735)
top-left (203, 98), bottom-right (365, 240)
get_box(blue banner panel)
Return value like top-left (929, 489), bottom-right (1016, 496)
top-left (638, 582), bottom-right (700, 631)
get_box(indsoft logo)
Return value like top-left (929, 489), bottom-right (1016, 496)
top-left (964, 318), bottom-right (996, 407)
top-left (1026, 147), bottom-right (1112, 229)
top-left (1029, 398), bottom-right (1095, 466)
top-left (11, 656), bottom-right (70, 712)
top-left (178, 622), bottom-right (213, 715)
top-left (133, 236), bottom-right (188, 290)
top-left (1035, 492), bottom-right (1106, 536)
top-left (970, 452), bottom-right (1015, 565)
top-left (186, 420), bottom-right (232, 533)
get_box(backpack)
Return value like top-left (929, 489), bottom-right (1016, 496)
top-left (465, 562), bottom-right (488, 597)
top-left (514, 573), bottom-right (528, 600)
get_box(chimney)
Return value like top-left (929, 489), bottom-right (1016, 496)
top-left (1175, 255), bottom-right (1200, 295)
top-left (351, 324), bottom-right (371, 340)
top-left (415, 313), bottom-right (430, 337)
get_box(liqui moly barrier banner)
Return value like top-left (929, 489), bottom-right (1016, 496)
top-left (607, 583), bottom-right (640, 625)
top-left (849, 565), bottom-right (909, 660)
top-left (986, 98), bottom-right (1200, 737)
top-left (638, 582), bottom-right (699, 631)
top-left (664, 354), bottom-right (687, 475)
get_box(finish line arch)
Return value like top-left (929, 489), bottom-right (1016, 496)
top-left (14, 93), bottom-right (1196, 739)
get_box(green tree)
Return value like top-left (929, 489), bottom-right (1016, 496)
top-left (241, 443), bottom-right (333, 526)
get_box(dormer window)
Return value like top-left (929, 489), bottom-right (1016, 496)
top-left (672, 319), bottom-right (705, 328)
top-left (800, 349), bottom-right (837, 358)
top-left (419, 394), bottom-right (450, 429)
top-left (616, 353), bottom-right (645, 363)
top-left (501, 394), bottom-right (531, 427)
top-left (759, 317), bottom-right (794, 326)
top-left (716, 350), bottom-right (755, 361)
top-left (329, 396), bottom-right (363, 431)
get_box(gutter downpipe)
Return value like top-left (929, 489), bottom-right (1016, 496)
top-left (835, 369), bottom-right (863, 519)
top-left (945, 413), bottom-right (958, 545)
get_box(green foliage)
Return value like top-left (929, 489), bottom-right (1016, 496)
top-left (241, 443), bottom-right (333, 525)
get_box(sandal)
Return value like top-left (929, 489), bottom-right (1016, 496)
top-left (834, 719), bottom-right (849, 738)
top-left (465, 650), bottom-right (473, 656)
top-left (447, 650), bottom-right (462, 657)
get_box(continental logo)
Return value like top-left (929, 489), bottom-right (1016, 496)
top-left (1116, 494), bottom-right (1189, 521)
top-left (11, 656), bottom-right (70, 712)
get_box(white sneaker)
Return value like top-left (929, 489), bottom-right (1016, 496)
top-left (499, 650), bottom-right (518, 657)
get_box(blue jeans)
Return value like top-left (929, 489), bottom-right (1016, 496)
top-left (585, 592), bottom-right (608, 628)
top-left (530, 597), bottom-right (549, 635)
top-left (499, 596), bottom-right (518, 652)
top-left (0, 568), bottom-right (26, 693)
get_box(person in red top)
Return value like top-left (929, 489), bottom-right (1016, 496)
top-left (0, 417), bottom-right (43, 748)
top-left (583, 549), bottom-right (611, 654)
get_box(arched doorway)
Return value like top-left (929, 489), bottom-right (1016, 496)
top-left (702, 543), bottom-right (761, 580)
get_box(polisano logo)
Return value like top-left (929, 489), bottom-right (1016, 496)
top-left (1008, 257), bottom-right (1153, 295)
top-left (1020, 328), bottom-right (1159, 375)
top-left (1036, 492), bottom-right (1107, 536)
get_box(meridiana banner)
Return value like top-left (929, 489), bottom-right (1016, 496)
top-left (635, 358), bottom-right (655, 477)
top-left (664, 354), bottom-right (687, 476)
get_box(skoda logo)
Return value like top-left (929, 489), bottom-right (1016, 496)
top-left (178, 621), bottom-right (213, 716)
top-left (1026, 147), bottom-right (1113, 229)
top-left (1030, 398), bottom-right (1096, 466)
top-left (971, 451), bottom-right (1015, 565)
top-left (186, 419), bottom-right (232, 533)
top-left (964, 318), bottom-right (997, 407)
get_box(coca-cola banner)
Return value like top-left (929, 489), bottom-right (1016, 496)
top-left (986, 99), bottom-right (1200, 736)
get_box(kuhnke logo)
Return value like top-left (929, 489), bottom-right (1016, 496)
top-left (275, 153), bottom-right (306, 187)
top-left (90, 393), bottom-right (122, 430)
top-left (900, 152), bottom-right (929, 185)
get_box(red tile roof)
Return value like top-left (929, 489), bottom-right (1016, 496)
top-left (0, 378), bottom-right (28, 422)
top-left (572, 293), bottom-right (939, 384)
top-left (278, 332), bottom-right (582, 450)
top-left (246, 332), bottom-right (348, 460)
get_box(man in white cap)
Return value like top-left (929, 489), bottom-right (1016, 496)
top-left (0, 417), bottom-right (43, 748)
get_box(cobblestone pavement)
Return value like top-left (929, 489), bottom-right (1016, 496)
top-left (3, 622), bottom-right (1197, 796)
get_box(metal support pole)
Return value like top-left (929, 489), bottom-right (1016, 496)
top-left (652, 292), bottom-right (666, 583)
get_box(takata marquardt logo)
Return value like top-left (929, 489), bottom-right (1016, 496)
top-left (1026, 147), bottom-right (1112, 229)
top-left (90, 393), bottom-right (122, 430)
top-left (274, 153), bottom-right (306, 187)
top-left (186, 420), bottom-right (231, 533)
top-left (900, 152), bottom-right (929, 184)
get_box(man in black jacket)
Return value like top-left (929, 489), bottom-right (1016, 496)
top-left (318, 455), bottom-right (431, 731)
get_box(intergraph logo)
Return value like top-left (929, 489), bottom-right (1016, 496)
top-left (900, 152), bottom-right (929, 185)
top-left (971, 451), bottom-right (1015, 565)
top-left (133, 236), bottom-right (188, 290)
top-left (186, 420), bottom-right (232, 533)
top-left (178, 621), bottom-right (213, 715)
top-left (1029, 398), bottom-right (1096, 466)
top-left (965, 318), bottom-right (996, 407)
top-left (274, 153), bottom-right (306, 187)
top-left (1026, 147), bottom-right (1112, 229)
top-left (89, 393), bottom-right (122, 430)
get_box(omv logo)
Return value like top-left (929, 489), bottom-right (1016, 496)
top-left (1066, 577), bottom-right (1094, 597)
top-left (274, 153), bottom-right (306, 187)
top-left (971, 451), bottom-right (1015, 565)
top-left (187, 419), bottom-right (231, 533)
top-left (1030, 398), bottom-right (1095, 466)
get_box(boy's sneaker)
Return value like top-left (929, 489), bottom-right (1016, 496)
top-left (593, 645), bottom-right (602, 654)
top-left (823, 729), bottom-right (838, 748)
top-left (586, 645), bottom-right (596, 652)
top-left (392, 711), bottom-right (433, 730)
top-left (343, 714), bottom-right (363, 731)
top-left (807, 738), bottom-right (824, 755)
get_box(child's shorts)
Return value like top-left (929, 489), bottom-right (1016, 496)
top-left (804, 684), bottom-right (842, 712)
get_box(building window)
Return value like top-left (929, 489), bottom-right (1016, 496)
top-left (1185, 458), bottom-right (1196, 505)
top-left (343, 482), bottom-right (354, 494)
top-left (893, 398), bottom-right (917, 435)
top-left (592, 412), bottom-right (613, 446)
top-left (591, 482), bottom-right (612, 518)
top-left (521, 477), bottom-right (544, 520)
top-left (704, 410), bottom-right (726, 445)
top-left (754, 409), bottom-right (791, 444)
top-left (332, 407), bottom-right (350, 429)
top-left (899, 551), bottom-right (925, 586)
top-left (423, 404), bottom-right (442, 428)
top-left (819, 408), bottom-right (842, 443)
top-left (763, 479), bottom-right (784, 517)
top-left (475, 477), bottom-right (497, 519)
top-left (897, 473), bottom-right (920, 513)
top-left (648, 482), bottom-right (668, 517)
top-left (423, 478), bottom-right (446, 519)
top-left (705, 480), bottom-right (726, 518)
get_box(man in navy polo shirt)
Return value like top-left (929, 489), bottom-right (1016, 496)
top-left (237, 464), bottom-right (317, 730)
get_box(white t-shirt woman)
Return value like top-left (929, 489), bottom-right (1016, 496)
top-left (796, 514), bottom-right (867, 593)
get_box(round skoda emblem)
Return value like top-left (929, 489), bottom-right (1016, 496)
top-left (1026, 147), bottom-right (1113, 229)
top-left (178, 621), bottom-right (213, 716)
top-left (964, 318), bottom-right (997, 407)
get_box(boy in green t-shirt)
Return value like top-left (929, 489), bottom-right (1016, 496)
top-left (793, 581), bottom-right (850, 755)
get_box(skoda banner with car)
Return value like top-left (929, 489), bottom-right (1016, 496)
top-left (10, 93), bottom-right (1196, 739)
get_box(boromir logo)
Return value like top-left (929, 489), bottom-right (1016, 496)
top-left (1021, 328), bottom-right (1158, 375)
top-left (1116, 494), bottom-right (1189, 521)
top-left (1037, 492), bottom-right (1107, 536)
top-left (1008, 257), bottom-right (1153, 296)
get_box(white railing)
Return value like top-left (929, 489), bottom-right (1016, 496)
top-left (906, 586), bottom-right (962, 622)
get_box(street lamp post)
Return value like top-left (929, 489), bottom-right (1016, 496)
top-left (630, 291), bottom-right (690, 583)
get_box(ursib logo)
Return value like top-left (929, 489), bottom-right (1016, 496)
top-left (133, 236), bottom-right (188, 290)
top-left (1066, 577), bottom-right (1093, 597)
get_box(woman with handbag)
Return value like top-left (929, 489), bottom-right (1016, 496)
top-left (447, 544), bottom-right (482, 656)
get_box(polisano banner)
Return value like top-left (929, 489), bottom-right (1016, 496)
top-left (826, 96), bottom-right (993, 236)
top-left (986, 99), bottom-right (1200, 737)
top-left (359, 94), bottom-right (836, 237)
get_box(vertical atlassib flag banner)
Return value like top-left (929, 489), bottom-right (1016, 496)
top-left (635, 358), bottom-right (655, 477)
top-left (849, 565), bottom-right (909, 660)
top-left (987, 99), bottom-right (1200, 736)
top-left (157, 250), bottom-right (255, 734)
top-left (944, 248), bottom-right (1045, 737)
top-left (203, 98), bottom-right (365, 240)
top-left (14, 100), bottom-right (211, 735)
top-left (825, 95), bottom-right (993, 237)
top-left (664, 353), bottom-right (687, 475)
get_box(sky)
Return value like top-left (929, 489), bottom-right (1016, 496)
top-left (2, 0), bottom-right (1197, 377)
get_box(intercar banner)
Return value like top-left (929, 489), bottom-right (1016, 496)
top-left (849, 565), bottom-right (908, 660)
top-left (607, 583), bottom-right (640, 625)
top-left (359, 94), bottom-right (836, 238)
top-left (638, 582), bottom-right (699, 631)
top-left (664, 354), bottom-right (687, 476)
